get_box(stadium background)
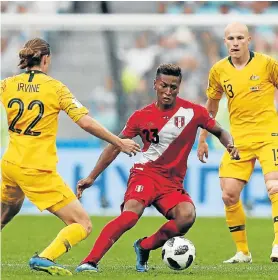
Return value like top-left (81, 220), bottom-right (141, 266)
top-left (1, 0), bottom-right (278, 217)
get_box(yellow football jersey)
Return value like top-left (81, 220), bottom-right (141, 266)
top-left (0, 70), bottom-right (88, 170)
top-left (207, 51), bottom-right (278, 144)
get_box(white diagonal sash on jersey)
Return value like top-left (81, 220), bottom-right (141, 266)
top-left (139, 108), bottom-right (194, 163)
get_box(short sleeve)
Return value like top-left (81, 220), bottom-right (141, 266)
top-left (198, 105), bottom-right (216, 130)
top-left (56, 84), bottom-right (89, 122)
top-left (266, 56), bottom-right (278, 89)
top-left (206, 66), bottom-right (223, 100)
top-left (121, 112), bottom-right (139, 138)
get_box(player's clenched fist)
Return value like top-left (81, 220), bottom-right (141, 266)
top-left (119, 139), bottom-right (141, 157)
top-left (226, 143), bottom-right (240, 160)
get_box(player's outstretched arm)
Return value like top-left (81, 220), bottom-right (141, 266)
top-left (76, 133), bottom-right (134, 199)
top-left (199, 98), bottom-right (220, 141)
top-left (206, 123), bottom-right (240, 160)
top-left (197, 98), bottom-right (220, 163)
top-left (77, 115), bottom-right (140, 157)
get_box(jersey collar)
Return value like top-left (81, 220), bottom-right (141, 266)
top-left (154, 97), bottom-right (181, 113)
top-left (25, 70), bottom-right (47, 75)
top-left (228, 51), bottom-right (254, 67)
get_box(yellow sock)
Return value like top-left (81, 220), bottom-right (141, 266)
top-left (39, 223), bottom-right (87, 261)
top-left (270, 193), bottom-right (278, 246)
top-left (225, 200), bottom-right (249, 255)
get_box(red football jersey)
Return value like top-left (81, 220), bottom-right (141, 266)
top-left (122, 97), bottom-right (216, 183)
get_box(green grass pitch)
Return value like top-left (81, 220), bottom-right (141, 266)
top-left (1, 215), bottom-right (277, 279)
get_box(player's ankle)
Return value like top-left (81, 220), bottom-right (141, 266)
top-left (237, 250), bottom-right (250, 255)
top-left (87, 261), bottom-right (97, 267)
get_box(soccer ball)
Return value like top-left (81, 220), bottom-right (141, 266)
top-left (162, 236), bottom-right (196, 270)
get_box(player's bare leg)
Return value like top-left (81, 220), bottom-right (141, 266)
top-left (1, 183), bottom-right (25, 230)
top-left (29, 199), bottom-right (92, 276)
top-left (41, 199), bottom-right (92, 258)
top-left (1, 200), bottom-right (24, 230)
top-left (139, 201), bottom-right (196, 250)
top-left (136, 201), bottom-right (196, 272)
top-left (265, 171), bottom-right (278, 262)
top-left (167, 201), bottom-right (196, 234)
top-left (76, 199), bottom-right (144, 273)
top-left (221, 178), bottom-right (252, 263)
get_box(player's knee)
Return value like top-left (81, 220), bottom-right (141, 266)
top-left (175, 210), bottom-right (196, 234)
top-left (1, 202), bottom-right (22, 228)
top-left (0, 215), bottom-right (14, 230)
top-left (1, 217), bottom-right (10, 230)
top-left (86, 220), bottom-right (93, 236)
top-left (80, 218), bottom-right (92, 237)
top-left (1, 214), bottom-right (14, 229)
top-left (222, 191), bottom-right (239, 206)
top-left (71, 214), bottom-right (92, 237)
top-left (266, 180), bottom-right (278, 196)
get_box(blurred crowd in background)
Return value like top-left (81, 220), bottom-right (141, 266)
top-left (1, 1), bottom-right (278, 150)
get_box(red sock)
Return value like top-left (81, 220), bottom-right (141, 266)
top-left (140, 220), bottom-right (180, 250)
top-left (82, 211), bottom-right (139, 264)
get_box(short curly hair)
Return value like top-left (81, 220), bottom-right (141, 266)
top-left (156, 63), bottom-right (182, 81)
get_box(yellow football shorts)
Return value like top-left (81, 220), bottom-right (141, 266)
top-left (219, 140), bottom-right (278, 182)
top-left (1, 160), bottom-right (77, 212)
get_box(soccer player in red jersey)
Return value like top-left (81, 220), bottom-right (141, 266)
top-left (75, 64), bottom-right (239, 273)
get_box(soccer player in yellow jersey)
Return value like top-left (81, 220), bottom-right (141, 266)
top-left (0, 38), bottom-right (141, 276)
top-left (198, 22), bottom-right (278, 263)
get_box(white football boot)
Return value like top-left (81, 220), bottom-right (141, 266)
top-left (270, 244), bottom-right (278, 262)
top-left (223, 251), bottom-right (252, 264)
